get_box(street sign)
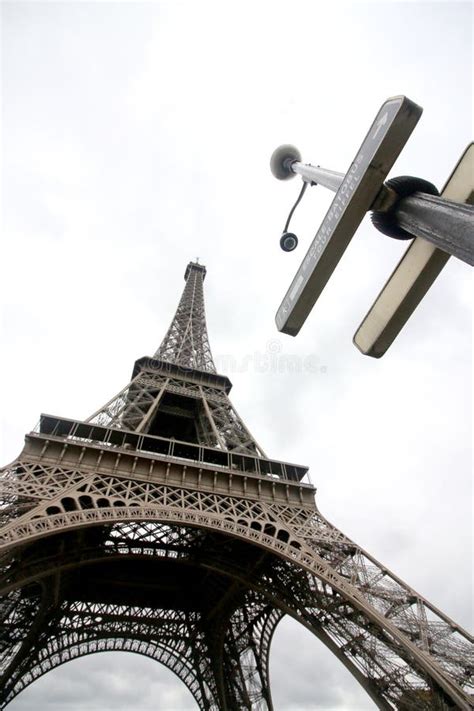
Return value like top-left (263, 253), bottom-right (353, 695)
top-left (275, 96), bottom-right (422, 336)
top-left (353, 142), bottom-right (474, 357)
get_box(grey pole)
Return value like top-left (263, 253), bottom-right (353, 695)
top-left (291, 161), bottom-right (345, 192)
top-left (275, 152), bottom-right (474, 266)
top-left (393, 193), bottom-right (474, 266)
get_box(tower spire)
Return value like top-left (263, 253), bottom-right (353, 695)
top-left (84, 261), bottom-right (267, 455)
top-left (154, 261), bottom-right (216, 374)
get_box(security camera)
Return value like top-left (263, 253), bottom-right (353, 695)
top-left (280, 232), bottom-right (298, 252)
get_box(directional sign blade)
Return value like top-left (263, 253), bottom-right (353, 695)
top-left (353, 142), bottom-right (474, 358)
top-left (276, 96), bottom-right (422, 336)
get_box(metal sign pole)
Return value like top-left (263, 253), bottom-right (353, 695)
top-left (389, 192), bottom-right (473, 266)
top-left (282, 157), bottom-right (473, 266)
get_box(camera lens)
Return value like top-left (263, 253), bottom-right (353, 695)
top-left (280, 232), bottom-right (298, 252)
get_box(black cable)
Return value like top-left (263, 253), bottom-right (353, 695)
top-left (284, 180), bottom-right (308, 232)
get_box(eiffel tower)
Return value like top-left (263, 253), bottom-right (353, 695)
top-left (0, 261), bottom-right (472, 710)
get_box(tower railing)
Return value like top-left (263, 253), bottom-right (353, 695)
top-left (33, 414), bottom-right (310, 483)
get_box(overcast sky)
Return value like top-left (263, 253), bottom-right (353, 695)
top-left (1, 1), bottom-right (472, 710)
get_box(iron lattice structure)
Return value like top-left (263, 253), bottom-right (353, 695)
top-left (0, 261), bottom-right (472, 710)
